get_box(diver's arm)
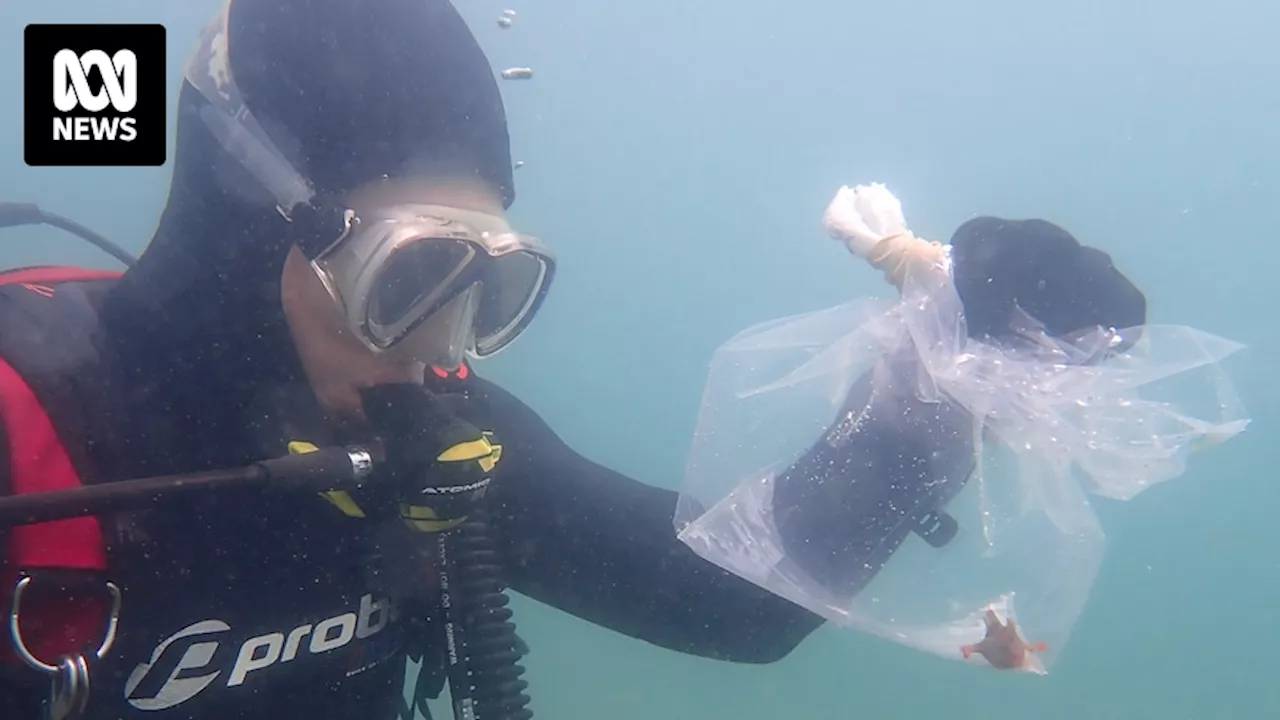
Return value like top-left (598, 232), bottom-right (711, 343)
top-left (476, 378), bottom-right (823, 664)
top-left (769, 362), bottom-right (977, 598)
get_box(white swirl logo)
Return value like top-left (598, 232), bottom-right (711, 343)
top-left (52, 48), bottom-right (137, 113)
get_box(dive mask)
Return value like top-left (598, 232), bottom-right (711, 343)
top-left (305, 204), bottom-right (555, 368)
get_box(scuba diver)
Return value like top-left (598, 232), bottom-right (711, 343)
top-left (1, 2), bottom-right (825, 719)
top-left (0, 0), bottom-right (1150, 718)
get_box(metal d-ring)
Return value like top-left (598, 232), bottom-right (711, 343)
top-left (9, 575), bottom-right (122, 673)
top-left (45, 653), bottom-right (92, 720)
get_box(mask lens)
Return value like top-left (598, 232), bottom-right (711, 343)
top-left (474, 251), bottom-right (549, 353)
top-left (367, 240), bottom-right (474, 342)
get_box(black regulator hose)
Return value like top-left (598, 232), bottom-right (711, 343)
top-left (437, 506), bottom-right (532, 720)
top-left (0, 446), bottom-right (374, 528)
top-left (0, 201), bottom-right (136, 268)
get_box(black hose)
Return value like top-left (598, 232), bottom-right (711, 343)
top-left (438, 507), bottom-right (532, 720)
top-left (0, 446), bottom-right (373, 528)
top-left (0, 201), bottom-right (136, 268)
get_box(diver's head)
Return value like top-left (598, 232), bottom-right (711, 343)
top-left (97, 0), bottom-right (542, 443)
top-left (949, 216), bottom-right (1148, 356)
top-left (110, 0), bottom-right (553, 423)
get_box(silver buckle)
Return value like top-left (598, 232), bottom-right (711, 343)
top-left (9, 575), bottom-right (122, 720)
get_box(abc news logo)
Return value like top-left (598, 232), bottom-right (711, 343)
top-left (53, 48), bottom-right (140, 142)
top-left (24, 24), bottom-right (167, 167)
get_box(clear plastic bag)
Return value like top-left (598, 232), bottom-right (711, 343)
top-left (674, 261), bottom-right (1248, 673)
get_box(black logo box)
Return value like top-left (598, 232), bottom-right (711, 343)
top-left (24, 24), bottom-right (167, 167)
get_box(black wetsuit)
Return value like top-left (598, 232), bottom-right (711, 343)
top-left (0, 332), bottom-right (822, 720)
top-left (3, 2), bottom-right (829, 715)
top-left (0, 212), bottom-right (1145, 719)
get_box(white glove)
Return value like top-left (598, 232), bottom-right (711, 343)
top-left (822, 182), bottom-right (911, 258)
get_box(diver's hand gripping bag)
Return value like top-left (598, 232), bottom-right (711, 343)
top-left (674, 183), bottom-right (1250, 673)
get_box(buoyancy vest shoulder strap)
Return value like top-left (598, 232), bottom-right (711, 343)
top-left (0, 267), bottom-right (123, 671)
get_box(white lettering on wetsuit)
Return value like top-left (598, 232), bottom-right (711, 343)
top-left (123, 593), bottom-right (393, 711)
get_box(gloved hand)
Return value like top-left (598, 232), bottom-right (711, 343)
top-left (359, 383), bottom-right (503, 533)
top-left (949, 216), bottom-right (1148, 349)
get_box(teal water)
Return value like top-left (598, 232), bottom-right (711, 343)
top-left (2, 1), bottom-right (1276, 718)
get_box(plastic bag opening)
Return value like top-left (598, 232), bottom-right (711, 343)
top-left (675, 263), bottom-right (1248, 674)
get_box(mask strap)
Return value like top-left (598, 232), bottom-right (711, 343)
top-left (283, 193), bottom-right (358, 261)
